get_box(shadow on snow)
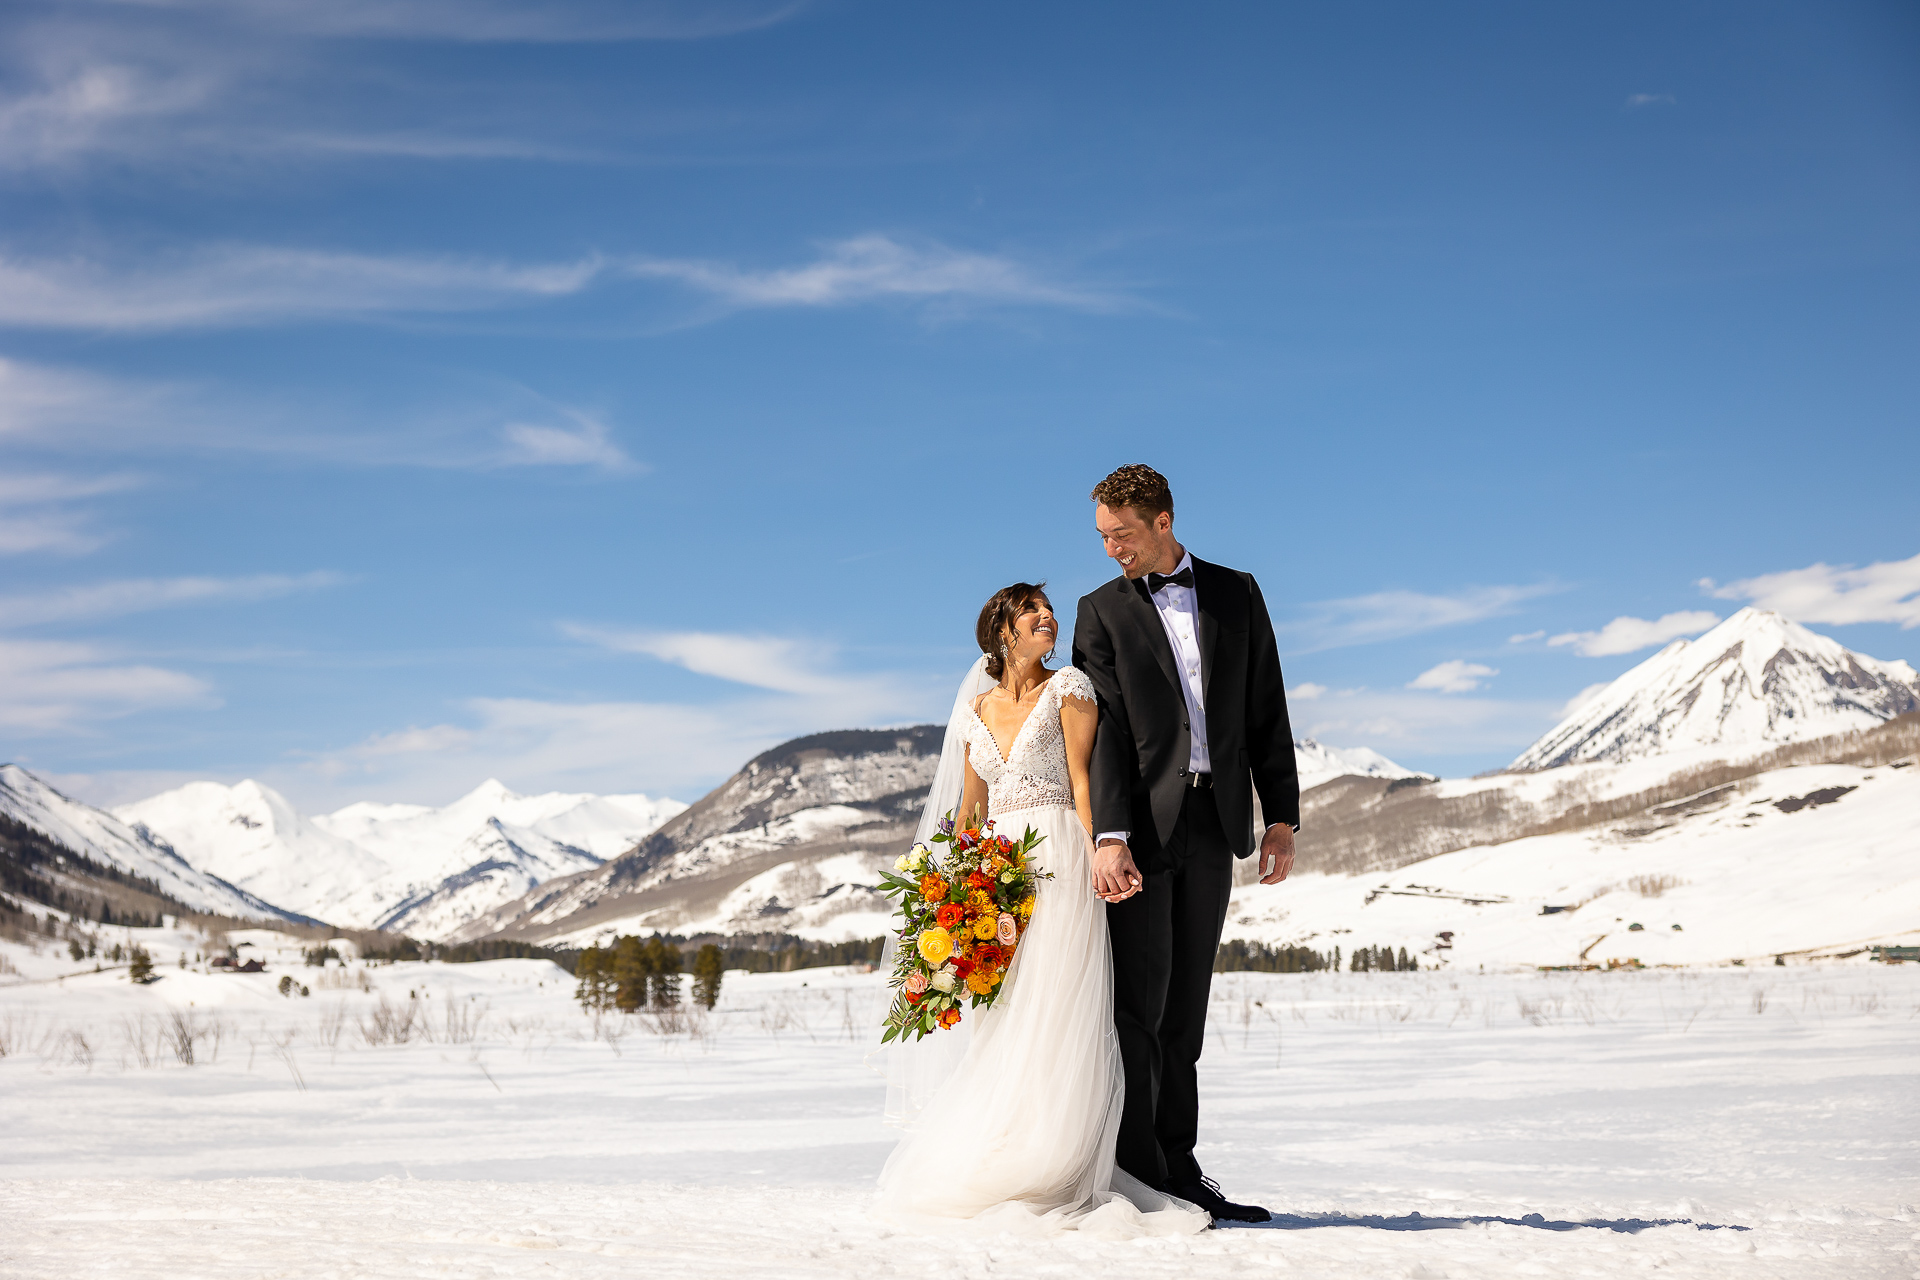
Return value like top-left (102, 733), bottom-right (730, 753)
top-left (1232, 1211), bottom-right (1750, 1234)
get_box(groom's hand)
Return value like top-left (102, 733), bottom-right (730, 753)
top-left (1258, 823), bottom-right (1296, 885)
top-left (1093, 839), bottom-right (1142, 902)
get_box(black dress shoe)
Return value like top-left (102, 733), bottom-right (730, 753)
top-left (1166, 1175), bottom-right (1271, 1224)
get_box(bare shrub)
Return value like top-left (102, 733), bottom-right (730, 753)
top-left (440, 1000), bottom-right (487, 1045)
top-left (1629, 874), bottom-right (1686, 898)
top-left (0, 1011), bottom-right (36, 1057)
top-left (317, 1002), bottom-right (347, 1050)
top-left (164, 1010), bottom-right (222, 1065)
top-left (1751, 988), bottom-right (1769, 1014)
top-left (54, 1029), bottom-right (93, 1069)
top-left (360, 996), bottom-right (417, 1046)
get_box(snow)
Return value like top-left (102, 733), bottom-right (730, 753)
top-left (1231, 761), bottom-right (1920, 966)
top-left (1295, 737), bottom-right (1429, 791)
top-left (1512, 608), bottom-right (1920, 770)
top-left (0, 765), bottom-right (296, 921)
top-left (110, 776), bottom-right (686, 938)
top-left (1, 932), bottom-right (1914, 1279)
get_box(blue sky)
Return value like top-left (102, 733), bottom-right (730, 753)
top-left (2, 0), bottom-right (1916, 811)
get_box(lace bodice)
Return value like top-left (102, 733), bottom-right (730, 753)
top-left (965, 665), bottom-right (1097, 817)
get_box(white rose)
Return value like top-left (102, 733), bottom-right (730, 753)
top-left (894, 855), bottom-right (911, 872)
top-left (931, 970), bottom-right (959, 994)
top-left (1000, 870), bottom-right (1014, 883)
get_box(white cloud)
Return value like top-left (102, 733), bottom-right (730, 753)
top-left (1625, 93), bottom-right (1677, 108)
top-left (0, 469), bottom-right (144, 555)
top-left (1280, 583), bottom-right (1560, 652)
top-left (0, 236), bottom-right (1122, 333)
top-left (1507, 630), bottom-right (1544, 644)
top-left (1547, 610), bottom-right (1719, 657)
top-left (563, 625), bottom-right (875, 698)
top-left (1407, 660), bottom-right (1498, 694)
top-left (110, 0), bottom-right (808, 44)
top-left (497, 415), bottom-right (634, 471)
top-left (0, 61), bottom-right (215, 169)
top-left (1558, 681), bottom-right (1613, 718)
top-left (0, 636), bottom-right (212, 731)
top-left (0, 571), bottom-right (346, 627)
top-left (1287, 686), bottom-right (1563, 757)
top-left (628, 235), bottom-right (1129, 314)
top-left (1287, 682), bottom-right (1327, 701)
top-left (1702, 552), bottom-right (1920, 630)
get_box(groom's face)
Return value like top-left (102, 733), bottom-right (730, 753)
top-left (1095, 503), bottom-right (1176, 579)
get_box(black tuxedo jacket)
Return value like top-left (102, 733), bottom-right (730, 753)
top-left (1072, 555), bottom-right (1299, 863)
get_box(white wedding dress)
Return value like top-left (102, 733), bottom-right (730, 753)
top-left (873, 666), bottom-right (1209, 1238)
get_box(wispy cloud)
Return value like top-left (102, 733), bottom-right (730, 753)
top-left (1548, 610), bottom-right (1719, 657)
top-left (0, 469), bottom-right (142, 554)
top-left (628, 235), bottom-right (1132, 314)
top-left (1507, 630), bottom-right (1544, 644)
top-left (1625, 93), bottom-right (1677, 108)
top-left (0, 60), bottom-right (214, 169)
top-left (1287, 685), bottom-right (1562, 757)
top-left (106, 0), bottom-right (811, 44)
top-left (1280, 583), bottom-right (1559, 652)
top-left (1407, 660), bottom-right (1498, 694)
top-left (0, 571), bottom-right (347, 627)
top-left (1702, 552), bottom-right (1920, 630)
top-left (0, 636), bottom-right (213, 731)
top-left (563, 625), bottom-right (873, 697)
top-left (497, 414), bottom-right (635, 472)
top-left (0, 236), bottom-right (1128, 332)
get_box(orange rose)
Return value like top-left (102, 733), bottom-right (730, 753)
top-left (935, 903), bottom-right (965, 930)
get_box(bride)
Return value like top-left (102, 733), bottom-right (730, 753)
top-left (873, 582), bottom-right (1210, 1238)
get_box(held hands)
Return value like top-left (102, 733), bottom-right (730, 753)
top-left (1259, 822), bottom-right (1296, 885)
top-left (1092, 839), bottom-right (1142, 903)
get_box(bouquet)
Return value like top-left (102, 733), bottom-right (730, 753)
top-left (878, 813), bottom-right (1051, 1042)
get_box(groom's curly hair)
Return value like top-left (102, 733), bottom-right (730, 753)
top-left (977, 583), bottom-right (1052, 681)
top-left (1090, 463), bottom-right (1173, 520)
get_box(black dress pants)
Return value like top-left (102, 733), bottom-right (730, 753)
top-left (1106, 785), bottom-right (1235, 1190)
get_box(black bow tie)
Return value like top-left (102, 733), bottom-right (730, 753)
top-left (1146, 566), bottom-right (1193, 594)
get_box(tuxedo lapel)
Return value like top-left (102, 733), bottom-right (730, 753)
top-left (1193, 556), bottom-right (1220, 707)
top-left (1113, 576), bottom-right (1182, 697)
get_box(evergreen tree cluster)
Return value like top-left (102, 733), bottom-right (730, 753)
top-left (1212, 940), bottom-right (1334, 973)
top-left (1349, 944), bottom-right (1418, 972)
top-left (574, 935), bottom-right (690, 1011)
top-left (435, 939), bottom-right (573, 967)
top-left (710, 935), bottom-right (886, 972)
top-left (127, 946), bottom-right (155, 984)
top-left (1212, 939), bottom-right (1419, 972)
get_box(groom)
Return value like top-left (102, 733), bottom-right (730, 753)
top-left (1072, 463), bottom-right (1300, 1224)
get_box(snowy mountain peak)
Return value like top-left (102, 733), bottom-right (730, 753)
top-left (1511, 608), bottom-right (1920, 771)
top-left (2, 765), bottom-right (299, 920)
top-left (1294, 738), bottom-right (1429, 789)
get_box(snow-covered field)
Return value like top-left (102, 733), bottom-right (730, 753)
top-left (2, 928), bottom-right (1915, 1278)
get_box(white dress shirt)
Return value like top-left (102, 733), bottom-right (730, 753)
top-left (1097, 550), bottom-right (1209, 849)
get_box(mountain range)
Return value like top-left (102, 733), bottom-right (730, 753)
top-left (4, 608), bottom-right (1914, 955)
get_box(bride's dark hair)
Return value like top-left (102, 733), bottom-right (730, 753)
top-left (976, 582), bottom-right (1051, 680)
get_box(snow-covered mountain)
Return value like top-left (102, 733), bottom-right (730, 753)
top-left (116, 779), bottom-right (685, 937)
top-left (1511, 607), bottom-right (1920, 771)
top-left (1294, 737), bottom-right (1429, 790)
top-left (0, 765), bottom-right (301, 920)
top-left (454, 726), bottom-right (943, 947)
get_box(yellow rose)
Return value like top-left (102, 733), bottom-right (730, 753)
top-left (971, 914), bottom-right (997, 941)
top-left (916, 927), bottom-right (954, 966)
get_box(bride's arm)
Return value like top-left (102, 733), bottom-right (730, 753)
top-left (1060, 691), bottom-right (1099, 847)
top-left (958, 750), bottom-right (988, 831)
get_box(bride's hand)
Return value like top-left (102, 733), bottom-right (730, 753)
top-left (1093, 839), bottom-right (1142, 902)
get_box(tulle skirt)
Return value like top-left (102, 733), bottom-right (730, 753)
top-left (873, 803), bottom-right (1209, 1239)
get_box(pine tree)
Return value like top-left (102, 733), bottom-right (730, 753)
top-left (691, 944), bottom-right (725, 1010)
top-left (127, 946), bottom-right (154, 984)
top-left (646, 936), bottom-right (682, 1008)
top-left (612, 935), bottom-right (653, 1011)
top-left (1397, 947), bottom-right (1412, 972)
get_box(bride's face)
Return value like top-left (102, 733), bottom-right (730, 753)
top-left (1094, 503), bottom-right (1176, 579)
top-left (1003, 597), bottom-right (1058, 662)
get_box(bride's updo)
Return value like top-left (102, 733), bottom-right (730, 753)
top-left (977, 582), bottom-right (1050, 680)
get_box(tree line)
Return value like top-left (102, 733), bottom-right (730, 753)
top-left (574, 935), bottom-right (727, 1012)
top-left (1212, 939), bottom-right (1420, 972)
